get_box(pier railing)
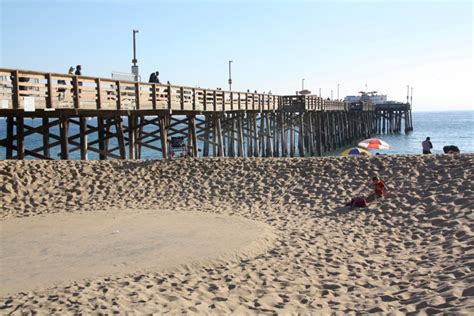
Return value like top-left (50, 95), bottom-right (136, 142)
top-left (0, 68), bottom-right (347, 113)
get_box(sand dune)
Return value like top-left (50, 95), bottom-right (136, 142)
top-left (0, 154), bottom-right (473, 313)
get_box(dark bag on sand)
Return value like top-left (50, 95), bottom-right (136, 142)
top-left (348, 197), bottom-right (368, 208)
top-left (443, 145), bottom-right (460, 154)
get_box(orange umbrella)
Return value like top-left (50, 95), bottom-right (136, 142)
top-left (358, 138), bottom-right (390, 150)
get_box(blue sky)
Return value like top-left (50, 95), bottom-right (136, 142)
top-left (1, 0), bottom-right (472, 111)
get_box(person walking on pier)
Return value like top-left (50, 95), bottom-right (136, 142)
top-left (422, 137), bottom-right (433, 154)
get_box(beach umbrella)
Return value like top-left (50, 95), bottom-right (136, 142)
top-left (358, 138), bottom-right (390, 150)
top-left (341, 147), bottom-right (371, 156)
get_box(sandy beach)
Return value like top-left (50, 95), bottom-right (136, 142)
top-left (0, 154), bottom-right (473, 314)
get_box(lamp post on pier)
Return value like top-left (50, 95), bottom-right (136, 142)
top-left (337, 83), bottom-right (340, 100)
top-left (302, 78), bottom-right (305, 91)
top-left (228, 60), bottom-right (233, 91)
top-left (131, 29), bottom-right (140, 81)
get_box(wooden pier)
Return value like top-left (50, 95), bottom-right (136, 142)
top-left (0, 68), bottom-right (413, 160)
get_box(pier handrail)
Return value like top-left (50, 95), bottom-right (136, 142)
top-left (0, 68), bottom-right (348, 113)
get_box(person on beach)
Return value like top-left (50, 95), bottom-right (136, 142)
top-left (345, 196), bottom-right (368, 209)
top-left (366, 176), bottom-right (387, 202)
top-left (422, 137), bottom-right (433, 154)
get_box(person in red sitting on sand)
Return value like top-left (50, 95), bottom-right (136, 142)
top-left (367, 176), bottom-right (387, 202)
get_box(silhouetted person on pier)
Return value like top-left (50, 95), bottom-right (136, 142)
top-left (148, 72), bottom-right (157, 83)
top-left (75, 65), bottom-right (82, 76)
top-left (148, 71), bottom-right (161, 84)
top-left (422, 137), bottom-right (433, 154)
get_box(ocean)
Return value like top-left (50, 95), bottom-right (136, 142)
top-left (0, 110), bottom-right (472, 159)
top-left (366, 110), bottom-right (474, 155)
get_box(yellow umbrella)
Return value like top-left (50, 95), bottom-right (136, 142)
top-left (341, 147), bottom-right (371, 156)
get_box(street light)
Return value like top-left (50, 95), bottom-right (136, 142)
top-left (331, 90), bottom-right (333, 100)
top-left (337, 83), bottom-right (340, 100)
top-left (228, 60), bottom-right (233, 91)
top-left (319, 88), bottom-right (321, 98)
top-left (302, 78), bottom-right (305, 91)
top-left (131, 29), bottom-right (140, 81)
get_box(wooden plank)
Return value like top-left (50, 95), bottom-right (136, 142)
top-left (42, 117), bottom-right (50, 158)
top-left (59, 116), bottom-right (69, 160)
top-left (188, 114), bottom-right (198, 157)
top-left (12, 71), bottom-right (20, 109)
top-left (167, 84), bottom-right (172, 111)
top-left (151, 84), bottom-right (157, 110)
top-left (135, 82), bottom-right (141, 110)
top-left (96, 78), bottom-right (102, 109)
top-left (213, 90), bottom-right (217, 112)
top-left (265, 114), bottom-right (273, 157)
top-left (6, 116), bottom-right (13, 158)
top-left (47, 73), bottom-right (54, 108)
top-left (79, 117), bottom-right (88, 160)
top-left (136, 115), bottom-right (143, 158)
top-left (115, 117), bottom-right (126, 159)
top-left (128, 114), bottom-right (135, 159)
top-left (253, 113), bottom-right (259, 157)
top-left (72, 76), bottom-right (80, 109)
top-left (280, 112), bottom-right (287, 157)
top-left (237, 113), bottom-right (244, 156)
top-left (116, 81), bottom-right (122, 110)
top-left (97, 117), bottom-right (106, 160)
top-left (16, 116), bottom-right (25, 159)
top-left (160, 114), bottom-right (169, 159)
top-left (215, 114), bottom-right (224, 157)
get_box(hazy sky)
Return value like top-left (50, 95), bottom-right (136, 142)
top-left (1, 0), bottom-right (472, 111)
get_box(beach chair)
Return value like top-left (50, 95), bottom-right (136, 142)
top-left (170, 136), bottom-right (188, 158)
